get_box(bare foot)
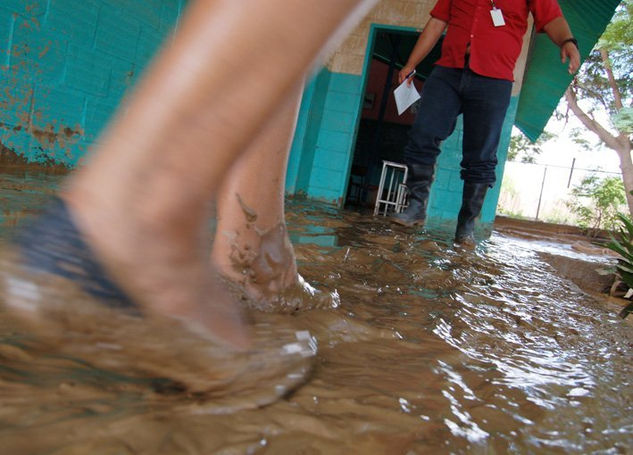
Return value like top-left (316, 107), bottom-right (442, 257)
top-left (213, 202), bottom-right (340, 313)
top-left (57, 193), bottom-right (251, 349)
top-left (214, 211), bottom-right (300, 310)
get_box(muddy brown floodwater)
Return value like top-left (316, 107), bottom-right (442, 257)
top-left (1, 170), bottom-right (633, 454)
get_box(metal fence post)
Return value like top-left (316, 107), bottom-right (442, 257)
top-left (535, 166), bottom-right (547, 221)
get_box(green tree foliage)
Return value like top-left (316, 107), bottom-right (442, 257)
top-left (565, 0), bottom-right (633, 218)
top-left (507, 129), bottom-right (554, 163)
top-left (614, 106), bottom-right (633, 133)
top-left (571, 1), bottom-right (632, 119)
top-left (567, 175), bottom-right (626, 235)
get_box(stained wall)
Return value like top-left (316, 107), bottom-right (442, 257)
top-left (0, 0), bottom-right (184, 167)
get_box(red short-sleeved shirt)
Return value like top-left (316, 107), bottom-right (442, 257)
top-left (430, 0), bottom-right (563, 80)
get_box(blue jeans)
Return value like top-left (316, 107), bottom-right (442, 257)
top-left (404, 65), bottom-right (512, 185)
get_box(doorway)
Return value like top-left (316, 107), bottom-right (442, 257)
top-left (344, 26), bottom-right (443, 210)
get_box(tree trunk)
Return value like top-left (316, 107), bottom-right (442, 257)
top-left (600, 48), bottom-right (624, 110)
top-left (616, 141), bottom-right (633, 218)
top-left (565, 87), bottom-right (633, 218)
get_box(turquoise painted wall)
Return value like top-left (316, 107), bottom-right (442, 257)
top-left (306, 72), bottom-right (364, 205)
top-left (286, 69), bottom-right (363, 204)
top-left (286, 68), bottom-right (331, 195)
top-left (287, 68), bottom-right (520, 225)
top-left (0, 0), bottom-right (184, 166)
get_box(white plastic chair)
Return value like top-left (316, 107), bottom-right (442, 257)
top-left (374, 160), bottom-right (408, 216)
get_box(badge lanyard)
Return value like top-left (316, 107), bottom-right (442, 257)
top-left (490, 0), bottom-right (506, 27)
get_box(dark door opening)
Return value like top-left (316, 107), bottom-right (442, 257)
top-left (345, 28), bottom-right (443, 210)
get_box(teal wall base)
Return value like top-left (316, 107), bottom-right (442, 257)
top-left (0, 0), bottom-right (183, 166)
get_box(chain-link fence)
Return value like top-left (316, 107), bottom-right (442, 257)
top-left (497, 160), bottom-right (623, 225)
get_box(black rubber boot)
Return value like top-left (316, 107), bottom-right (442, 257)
top-left (454, 182), bottom-right (489, 245)
top-left (392, 164), bottom-right (435, 227)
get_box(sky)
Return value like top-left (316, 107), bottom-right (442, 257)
top-left (529, 100), bottom-right (622, 176)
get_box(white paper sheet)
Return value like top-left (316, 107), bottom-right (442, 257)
top-left (393, 80), bottom-right (421, 115)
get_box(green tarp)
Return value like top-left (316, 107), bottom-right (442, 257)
top-left (515, 0), bottom-right (622, 141)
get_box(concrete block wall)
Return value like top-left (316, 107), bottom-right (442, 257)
top-left (306, 72), bottom-right (363, 204)
top-left (326, 0), bottom-right (436, 75)
top-left (286, 68), bottom-right (331, 196)
top-left (0, 0), bottom-right (184, 167)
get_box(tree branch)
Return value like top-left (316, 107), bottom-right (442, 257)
top-left (600, 48), bottom-right (624, 110)
top-left (565, 87), bottom-right (622, 150)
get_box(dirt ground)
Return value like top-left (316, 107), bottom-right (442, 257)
top-left (493, 215), bottom-right (633, 323)
top-left (493, 215), bottom-right (615, 246)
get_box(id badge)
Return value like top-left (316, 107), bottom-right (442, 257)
top-left (490, 7), bottom-right (505, 27)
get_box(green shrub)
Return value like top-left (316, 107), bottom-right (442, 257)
top-left (567, 175), bottom-right (627, 236)
top-left (606, 213), bottom-right (633, 317)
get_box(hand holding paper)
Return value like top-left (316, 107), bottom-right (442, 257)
top-left (393, 76), bottom-right (420, 115)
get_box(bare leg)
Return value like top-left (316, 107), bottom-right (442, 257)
top-left (211, 85), bottom-right (301, 306)
top-left (58, 0), bottom-right (377, 347)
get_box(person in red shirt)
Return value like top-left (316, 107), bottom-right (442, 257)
top-left (392, 0), bottom-right (580, 245)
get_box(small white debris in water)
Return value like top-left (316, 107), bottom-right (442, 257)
top-left (5, 277), bottom-right (41, 312)
top-left (568, 387), bottom-right (591, 398)
top-left (295, 331), bottom-right (311, 340)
